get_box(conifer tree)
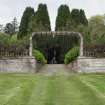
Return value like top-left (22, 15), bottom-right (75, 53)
top-left (79, 9), bottom-right (88, 25)
top-left (35, 3), bottom-right (51, 31)
top-left (55, 5), bottom-right (70, 31)
top-left (71, 9), bottom-right (80, 26)
top-left (12, 17), bottom-right (18, 33)
top-left (18, 7), bottom-right (35, 39)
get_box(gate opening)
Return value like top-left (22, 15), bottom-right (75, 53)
top-left (32, 32), bottom-right (82, 64)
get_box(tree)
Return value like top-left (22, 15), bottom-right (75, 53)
top-left (12, 17), bottom-right (18, 33)
top-left (70, 9), bottom-right (88, 27)
top-left (71, 9), bottom-right (80, 27)
top-left (0, 24), bottom-right (3, 32)
top-left (55, 5), bottom-right (70, 31)
top-left (79, 9), bottom-right (88, 25)
top-left (66, 9), bottom-right (88, 31)
top-left (4, 23), bottom-right (14, 35)
top-left (18, 7), bottom-right (35, 39)
top-left (35, 3), bottom-right (51, 31)
top-left (89, 15), bottom-right (105, 44)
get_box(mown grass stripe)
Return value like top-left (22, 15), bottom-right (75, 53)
top-left (0, 87), bottom-right (21, 105)
top-left (3, 76), bottom-right (36, 105)
top-left (0, 74), bottom-right (105, 105)
top-left (28, 76), bottom-right (50, 105)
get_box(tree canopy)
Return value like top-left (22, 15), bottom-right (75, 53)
top-left (4, 23), bottom-right (14, 35)
top-left (34, 3), bottom-right (51, 31)
top-left (18, 4), bottom-right (51, 38)
top-left (55, 5), bottom-right (70, 31)
top-left (18, 7), bottom-right (35, 39)
top-left (55, 6), bottom-right (88, 31)
top-left (79, 9), bottom-right (88, 25)
top-left (88, 15), bottom-right (105, 44)
top-left (70, 9), bottom-right (88, 26)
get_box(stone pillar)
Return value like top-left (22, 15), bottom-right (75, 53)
top-left (80, 36), bottom-right (83, 56)
top-left (77, 33), bottom-right (84, 73)
top-left (79, 33), bottom-right (83, 57)
top-left (29, 36), bottom-right (32, 56)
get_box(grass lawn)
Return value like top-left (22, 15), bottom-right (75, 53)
top-left (0, 73), bottom-right (105, 105)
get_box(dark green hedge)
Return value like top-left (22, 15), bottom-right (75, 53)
top-left (32, 49), bottom-right (47, 64)
top-left (64, 47), bottom-right (79, 64)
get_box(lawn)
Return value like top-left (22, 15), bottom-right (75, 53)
top-left (0, 73), bottom-right (105, 105)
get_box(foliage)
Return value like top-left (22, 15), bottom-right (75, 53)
top-left (79, 9), bottom-right (88, 25)
top-left (55, 6), bottom-right (88, 48)
top-left (0, 33), bottom-right (29, 47)
top-left (88, 15), bottom-right (105, 44)
top-left (68, 9), bottom-right (88, 30)
top-left (71, 9), bottom-right (81, 26)
top-left (55, 6), bottom-right (88, 31)
top-left (70, 15), bottom-right (105, 46)
top-left (73, 24), bottom-right (91, 45)
top-left (12, 17), bottom-right (19, 33)
top-left (55, 5), bottom-right (70, 31)
top-left (4, 23), bottom-right (14, 35)
top-left (75, 15), bottom-right (105, 46)
top-left (64, 47), bottom-right (79, 64)
top-left (0, 24), bottom-right (3, 32)
top-left (0, 33), bottom-right (10, 45)
top-left (30, 3), bottom-right (51, 32)
top-left (18, 7), bottom-right (35, 39)
top-left (4, 17), bottom-right (18, 35)
top-left (33, 34), bottom-right (79, 64)
top-left (32, 49), bottom-right (47, 64)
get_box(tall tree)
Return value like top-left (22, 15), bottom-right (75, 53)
top-left (89, 15), bottom-right (105, 44)
top-left (12, 17), bottom-right (19, 33)
top-left (79, 9), bottom-right (88, 25)
top-left (55, 5), bottom-right (70, 31)
top-left (4, 23), bottom-right (14, 35)
top-left (35, 3), bottom-right (51, 31)
top-left (0, 24), bottom-right (3, 32)
top-left (71, 9), bottom-right (80, 27)
top-left (18, 7), bottom-right (35, 39)
top-left (67, 9), bottom-right (88, 31)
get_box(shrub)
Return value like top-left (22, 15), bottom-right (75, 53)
top-left (32, 49), bottom-right (47, 64)
top-left (0, 33), bottom-right (10, 45)
top-left (64, 47), bottom-right (79, 64)
top-left (0, 33), bottom-right (29, 48)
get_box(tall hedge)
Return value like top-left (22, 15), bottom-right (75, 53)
top-left (35, 4), bottom-right (51, 31)
top-left (71, 9), bottom-right (81, 26)
top-left (70, 9), bottom-right (88, 27)
top-left (18, 7), bottom-right (35, 39)
top-left (79, 9), bottom-right (88, 25)
top-left (55, 5), bottom-right (70, 31)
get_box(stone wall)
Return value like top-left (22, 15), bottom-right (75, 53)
top-left (1, 56), bottom-right (105, 73)
top-left (77, 57), bottom-right (105, 73)
top-left (0, 57), bottom-right (36, 73)
top-left (67, 60), bottom-right (78, 72)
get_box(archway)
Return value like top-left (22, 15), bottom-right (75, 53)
top-left (29, 31), bottom-right (83, 64)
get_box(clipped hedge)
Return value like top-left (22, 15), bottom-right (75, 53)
top-left (32, 49), bottom-right (47, 64)
top-left (64, 47), bottom-right (79, 64)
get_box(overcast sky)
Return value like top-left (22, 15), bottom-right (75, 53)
top-left (0, 0), bottom-right (105, 30)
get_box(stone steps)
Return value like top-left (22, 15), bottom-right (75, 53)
top-left (37, 64), bottom-right (74, 75)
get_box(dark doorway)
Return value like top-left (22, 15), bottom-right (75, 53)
top-left (46, 44), bottom-right (61, 64)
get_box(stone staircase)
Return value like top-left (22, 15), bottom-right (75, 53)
top-left (37, 64), bottom-right (74, 75)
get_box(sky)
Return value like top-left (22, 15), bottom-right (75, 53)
top-left (0, 0), bottom-right (105, 30)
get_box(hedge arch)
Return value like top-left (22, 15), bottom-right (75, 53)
top-left (29, 31), bottom-right (83, 63)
